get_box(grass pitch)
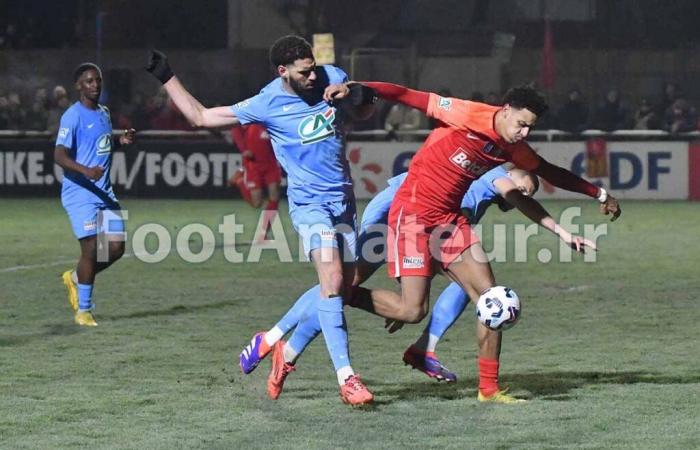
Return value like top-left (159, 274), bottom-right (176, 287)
top-left (1, 198), bottom-right (699, 449)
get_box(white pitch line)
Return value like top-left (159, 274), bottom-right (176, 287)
top-left (0, 241), bottom-right (255, 274)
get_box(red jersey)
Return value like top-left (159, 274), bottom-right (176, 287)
top-left (396, 94), bottom-right (540, 223)
top-left (231, 123), bottom-right (277, 166)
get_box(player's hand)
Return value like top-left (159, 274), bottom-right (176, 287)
top-left (83, 165), bottom-right (104, 180)
top-left (323, 83), bottom-right (350, 104)
top-left (567, 234), bottom-right (597, 253)
top-left (384, 318), bottom-right (405, 334)
top-left (600, 195), bottom-right (621, 221)
top-left (146, 49), bottom-right (174, 84)
top-left (118, 128), bottom-right (136, 146)
top-left (242, 150), bottom-right (255, 161)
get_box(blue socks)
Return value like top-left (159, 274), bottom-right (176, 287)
top-left (77, 283), bottom-right (94, 311)
top-left (317, 295), bottom-right (351, 371)
top-left (425, 282), bottom-right (469, 339)
top-left (274, 285), bottom-right (320, 335)
top-left (288, 297), bottom-right (322, 354)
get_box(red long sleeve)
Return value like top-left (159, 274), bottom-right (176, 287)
top-left (532, 157), bottom-right (600, 198)
top-left (361, 82), bottom-right (430, 113)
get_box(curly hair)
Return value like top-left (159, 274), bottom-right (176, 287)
top-left (503, 85), bottom-right (548, 117)
top-left (269, 35), bottom-right (314, 67)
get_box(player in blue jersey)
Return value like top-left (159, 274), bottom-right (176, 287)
top-left (245, 166), bottom-right (596, 399)
top-left (145, 36), bottom-right (378, 405)
top-left (56, 63), bottom-right (136, 327)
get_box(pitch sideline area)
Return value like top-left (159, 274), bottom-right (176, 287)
top-left (1, 198), bottom-right (698, 449)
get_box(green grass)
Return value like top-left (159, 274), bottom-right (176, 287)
top-left (1, 198), bottom-right (699, 449)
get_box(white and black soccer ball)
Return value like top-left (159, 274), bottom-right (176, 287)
top-left (476, 286), bottom-right (521, 331)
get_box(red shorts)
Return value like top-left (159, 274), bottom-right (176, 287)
top-left (387, 200), bottom-right (480, 278)
top-left (242, 159), bottom-right (282, 190)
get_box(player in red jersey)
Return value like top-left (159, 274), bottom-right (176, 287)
top-left (325, 82), bottom-right (621, 403)
top-left (228, 123), bottom-right (282, 240)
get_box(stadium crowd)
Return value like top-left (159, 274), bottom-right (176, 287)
top-left (1, 80), bottom-right (697, 135)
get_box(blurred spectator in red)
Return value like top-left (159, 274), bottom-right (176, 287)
top-left (594, 88), bottom-right (629, 131)
top-left (664, 98), bottom-right (697, 133)
top-left (556, 88), bottom-right (589, 133)
top-left (632, 98), bottom-right (662, 130)
top-left (147, 88), bottom-right (190, 130)
top-left (110, 99), bottom-right (133, 130)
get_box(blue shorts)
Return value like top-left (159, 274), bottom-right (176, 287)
top-left (63, 201), bottom-right (125, 240)
top-left (289, 199), bottom-right (357, 262)
top-left (356, 183), bottom-right (396, 269)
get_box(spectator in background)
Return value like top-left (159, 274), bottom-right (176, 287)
top-left (123, 91), bottom-right (150, 131)
top-left (556, 88), bottom-right (589, 133)
top-left (485, 91), bottom-right (501, 106)
top-left (0, 95), bottom-right (9, 129)
top-left (664, 98), bottom-right (697, 133)
top-left (146, 87), bottom-right (190, 130)
top-left (5, 92), bottom-right (26, 129)
top-left (594, 88), bottom-right (629, 131)
top-left (0, 23), bottom-right (19, 49)
top-left (47, 85), bottom-right (70, 134)
top-left (24, 87), bottom-right (49, 130)
top-left (385, 102), bottom-right (425, 141)
top-left (656, 82), bottom-right (679, 118)
top-left (632, 98), bottom-right (662, 130)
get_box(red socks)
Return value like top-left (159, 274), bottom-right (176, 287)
top-left (235, 178), bottom-right (253, 205)
top-left (478, 357), bottom-right (500, 396)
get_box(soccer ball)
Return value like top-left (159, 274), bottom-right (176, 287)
top-left (476, 286), bottom-right (521, 331)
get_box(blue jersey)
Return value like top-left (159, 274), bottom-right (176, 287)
top-left (231, 66), bottom-right (352, 204)
top-left (56, 101), bottom-right (117, 206)
top-left (460, 165), bottom-right (508, 223)
top-left (373, 166), bottom-right (507, 227)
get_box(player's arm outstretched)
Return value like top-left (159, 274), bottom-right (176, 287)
top-left (492, 176), bottom-right (596, 252)
top-left (511, 149), bottom-right (622, 221)
top-left (146, 49), bottom-right (240, 129)
top-left (324, 81), bottom-right (430, 114)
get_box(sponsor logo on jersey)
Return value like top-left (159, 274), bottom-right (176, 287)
top-left (83, 219), bottom-right (97, 232)
top-left (438, 97), bottom-right (452, 111)
top-left (320, 228), bottom-right (336, 241)
top-left (298, 108), bottom-right (336, 145)
top-left (58, 128), bottom-right (69, 138)
top-left (402, 256), bottom-right (424, 269)
top-left (450, 147), bottom-right (489, 176)
top-left (96, 134), bottom-right (112, 155)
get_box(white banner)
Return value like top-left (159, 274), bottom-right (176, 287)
top-left (349, 141), bottom-right (689, 200)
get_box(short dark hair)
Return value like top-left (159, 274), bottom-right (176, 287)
top-left (503, 85), bottom-right (548, 117)
top-left (73, 62), bottom-right (102, 82)
top-left (269, 35), bottom-right (314, 67)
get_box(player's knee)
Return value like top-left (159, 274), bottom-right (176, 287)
top-left (400, 292), bottom-right (429, 323)
top-left (109, 241), bottom-right (125, 261)
top-left (402, 304), bottom-right (428, 324)
top-left (320, 270), bottom-right (344, 297)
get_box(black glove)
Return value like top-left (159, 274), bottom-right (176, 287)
top-left (347, 83), bottom-right (378, 106)
top-left (146, 49), bottom-right (174, 84)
